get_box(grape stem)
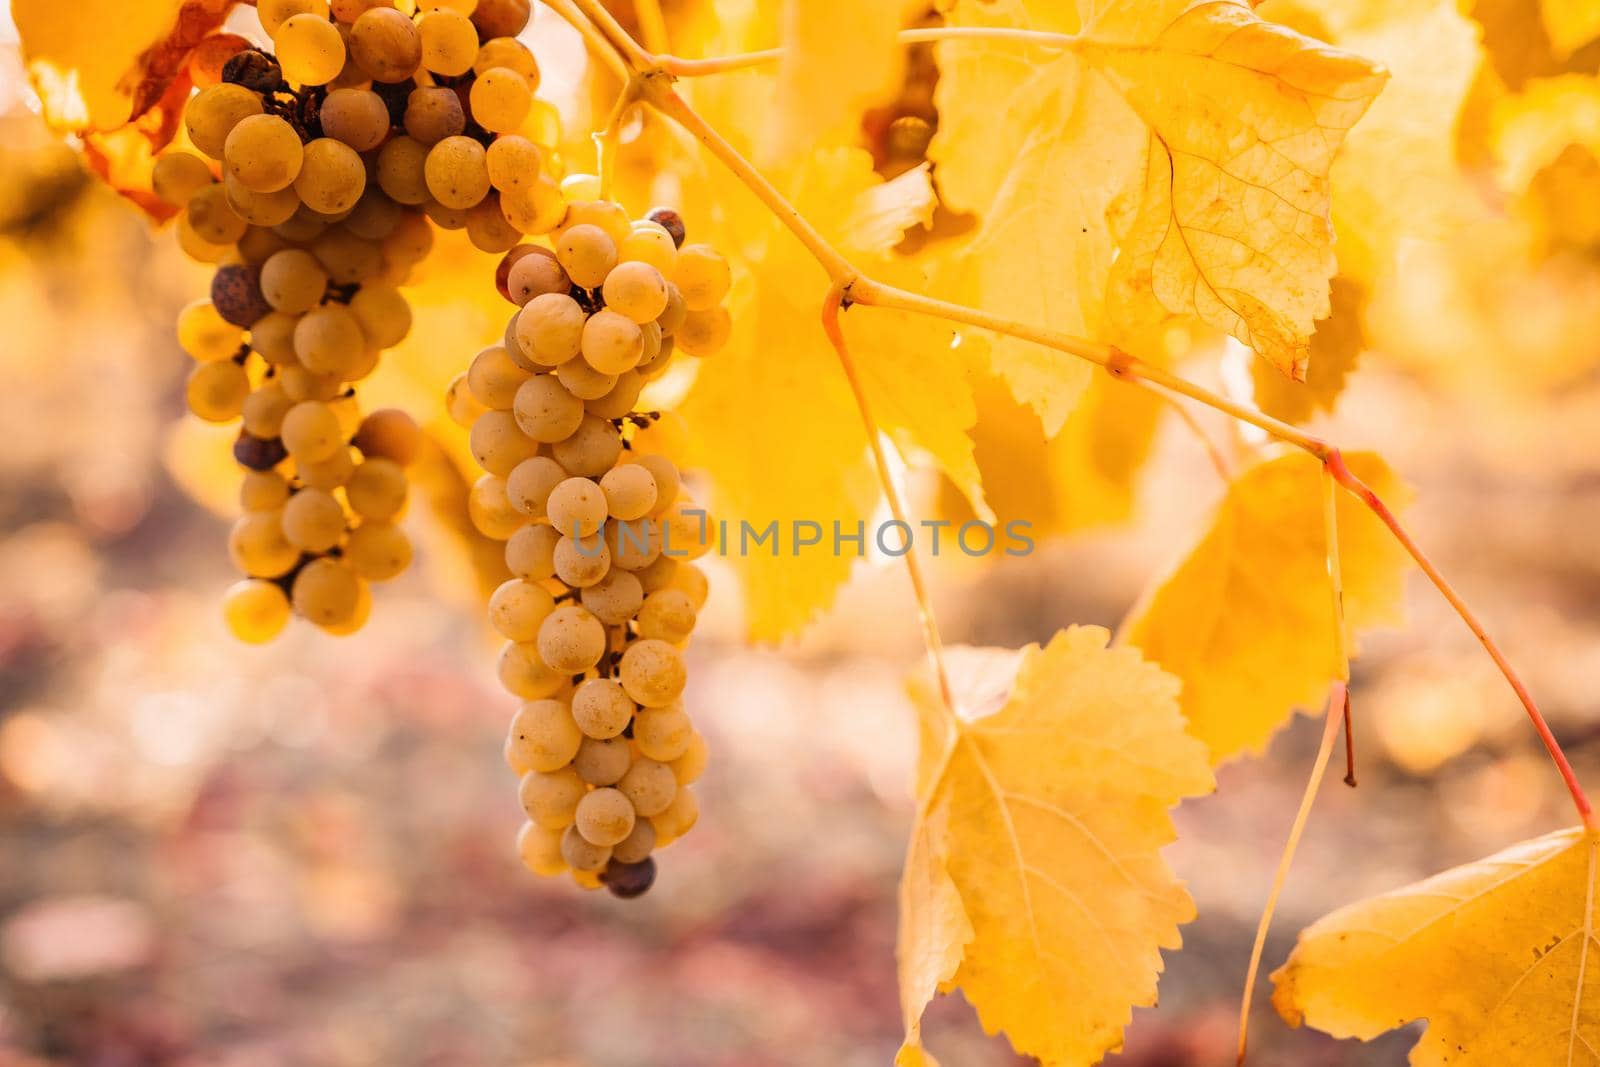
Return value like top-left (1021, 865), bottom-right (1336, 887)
top-left (551, 0), bottom-right (1596, 827)
top-left (595, 80), bottom-right (642, 201)
top-left (821, 286), bottom-right (957, 720)
top-left (1235, 468), bottom-right (1353, 1064)
top-left (654, 27), bottom-right (1080, 78)
top-left (1236, 681), bottom-right (1349, 1066)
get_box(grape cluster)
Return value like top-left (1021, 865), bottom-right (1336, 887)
top-left (154, 0), bottom-right (575, 641)
top-left (457, 204), bottom-right (732, 896)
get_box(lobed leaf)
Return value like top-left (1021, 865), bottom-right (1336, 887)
top-left (898, 627), bottom-right (1213, 1066)
top-left (1121, 451), bottom-right (1411, 763)
top-left (1274, 827), bottom-right (1600, 1064)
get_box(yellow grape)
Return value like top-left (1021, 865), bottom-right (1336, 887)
top-left (224, 173), bottom-right (300, 228)
top-left (619, 640), bottom-right (686, 708)
top-left (229, 510), bottom-right (299, 578)
top-left (222, 579), bottom-right (292, 644)
top-left (424, 136), bottom-right (491, 210)
top-left (536, 605), bottom-right (606, 673)
top-left (573, 736), bottom-right (630, 786)
top-left (320, 88), bottom-right (391, 152)
top-left (377, 137), bottom-right (432, 205)
top-left (417, 8), bottom-right (479, 77)
top-left (346, 458), bottom-right (408, 520)
top-left (466, 196), bottom-right (523, 253)
top-left (293, 559), bottom-right (363, 628)
top-left (507, 698), bottom-right (584, 773)
top-left (294, 138), bottom-right (367, 215)
top-left (552, 533), bottom-right (610, 588)
top-left (559, 200), bottom-right (631, 245)
top-left (505, 455), bottom-right (566, 516)
top-left (574, 788), bottom-right (635, 847)
top-left (241, 381), bottom-right (294, 439)
top-left (404, 86), bottom-right (465, 145)
top-left (186, 83), bottom-right (263, 159)
top-left (345, 521), bottom-right (412, 581)
top-left (636, 589), bottom-right (697, 644)
top-left (584, 369), bottom-right (643, 421)
top-left (546, 477), bottom-right (607, 538)
top-left (280, 401), bottom-right (345, 462)
top-left (186, 183), bottom-right (248, 245)
top-left (520, 767), bottom-right (586, 829)
top-left (617, 760), bottom-right (676, 818)
top-left (670, 733), bottom-right (708, 785)
top-left (470, 67), bottom-right (532, 133)
top-left (498, 641), bottom-right (566, 699)
top-left (570, 678), bottom-right (633, 740)
top-left (153, 151), bottom-right (215, 207)
top-left (293, 304), bottom-right (366, 377)
top-left (469, 409), bottom-right (539, 476)
top-left (275, 13), bottom-right (347, 87)
top-left (550, 414), bottom-right (623, 478)
top-left (486, 135), bottom-right (543, 193)
top-left (488, 579), bottom-right (557, 642)
top-left (446, 372), bottom-right (489, 427)
top-left (516, 821), bottom-right (566, 876)
top-left (186, 360), bottom-right (250, 422)
top-left (673, 244), bottom-right (731, 311)
top-left (475, 37), bottom-right (538, 81)
top-left (295, 446), bottom-right (356, 491)
top-left (554, 223), bottom-right (617, 289)
top-left (580, 309), bottom-right (643, 375)
top-left (349, 285), bottom-right (412, 350)
top-left (579, 569), bottom-right (643, 626)
top-left (599, 463), bottom-right (657, 521)
top-left (618, 225), bottom-right (678, 275)
top-left (258, 0), bottom-right (327, 35)
top-left (499, 174), bottom-right (565, 235)
top-left (282, 487), bottom-right (347, 553)
top-left (560, 825), bottom-right (611, 872)
top-left (240, 470), bottom-right (292, 511)
top-left (513, 374), bottom-right (585, 443)
top-left (676, 306), bottom-right (732, 357)
top-left (611, 819), bottom-right (655, 864)
top-left (259, 249), bottom-right (328, 314)
top-left (177, 300), bottom-right (242, 362)
top-left (651, 787), bottom-right (698, 842)
top-left (349, 7), bottom-right (421, 83)
top-left (224, 114), bottom-right (304, 193)
top-left (504, 523), bottom-right (559, 581)
top-left (469, 474), bottom-right (528, 540)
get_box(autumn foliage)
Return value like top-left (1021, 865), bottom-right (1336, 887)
top-left (13, 0), bottom-right (1600, 1063)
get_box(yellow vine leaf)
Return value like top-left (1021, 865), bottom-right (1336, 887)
top-left (1542, 0), bottom-right (1600, 58)
top-left (929, 1), bottom-right (1384, 431)
top-left (14, 0), bottom-right (234, 219)
top-left (898, 627), bottom-right (1214, 1066)
top-left (1273, 827), bottom-right (1600, 1064)
top-left (1121, 451), bottom-right (1411, 763)
top-left (1091, 1), bottom-right (1388, 380)
top-left (1252, 277), bottom-right (1366, 425)
top-left (683, 149), bottom-right (981, 640)
top-left (765, 0), bottom-right (914, 165)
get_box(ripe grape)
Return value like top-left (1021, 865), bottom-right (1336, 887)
top-left (471, 0), bottom-right (532, 38)
top-left (673, 244), bottom-right (730, 310)
top-left (617, 759), bottom-right (676, 817)
top-left (404, 85), bottom-right (465, 145)
top-left (466, 196), bottom-right (521, 253)
top-left (275, 13), bottom-right (347, 86)
top-left (344, 521), bottom-right (413, 581)
top-left (258, 0), bottom-right (327, 36)
top-left (349, 7), bottom-right (421, 82)
top-left (560, 824), bottom-right (611, 872)
top-left (241, 381), bottom-right (294, 439)
top-left (186, 83), bottom-right (263, 158)
top-left (224, 114), bottom-right (304, 193)
top-left (349, 285), bottom-right (412, 349)
top-left (537, 604), bottom-right (606, 672)
top-left (186, 360), bottom-right (251, 422)
top-left (602, 261), bottom-right (669, 324)
top-left (469, 474), bottom-right (527, 539)
top-left (424, 136), bottom-right (491, 209)
top-left (468, 345), bottom-right (531, 410)
top-left (225, 173), bottom-right (301, 227)
top-left (260, 249), bottom-right (328, 314)
top-left (670, 732), bottom-right (708, 785)
top-left (153, 151), bottom-right (216, 207)
top-left (570, 678), bottom-right (633, 739)
top-left (488, 578), bottom-right (556, 642)
top-left (320, 88), bottom-right (391, 151)
top-left (475, 37), bottom-right (538, 80)
top-left (282, 487), bottom-right (347, 553)
top-left (618, 224), bottom-right (677, 274)
top-left (470, 67), bottom-right (532, 132)
top-left (645, 206), bottom-right (686, 248)
top-left (293, 304), bottom-right (365, 376)
top-left (650, 788), bottom-right (698, 842)
top-left (599, 463), bottom-right (656, 521)
top-left (347, 458), bottom-right (408, 520)
top-left (469, 409), bottom-right (539, 475)
top-left (546, 477), bottom-right (607, 537)
top-left (575, 787), bottom-right (635, 847)
top-left (580, 309), bottom-right (643, 375)
top-left (516, 820), bottom-right (566, 876)
top-left (418, 8), bottom-right (480, 76)
top-left (579, 569), bottom-right (643, 626)
top-left (610, 821), bottom-right (655, 865)
top-left (505, 247), bottom-right (567, 305)
top-left (292, 558), bottom-right (362, 627)
top-left (281, 401), bottom-right (345, 462)
top-left (512, 374), bottom-right (585, 442)
top-left (584, 370), bottom-right (643, 421)
top-left (573, 736), bottom-right (630, 786)
top-left (241, 470), bottom-right (292, 511)
top-left (354, 409), bottom-right (421, 466)
top-left (550, 414), bottom-right (623, 477)
top-left (552, 533), bottom-right (610, 588)
top-left (555, 223), bottom-right (617, 289)
top-left (505, 455), bottom-right (566, 516)
top-left (177, 299), bottom-right (242, 361)
top-left (620, 640), bottom-right (686, 708)
top-left (507, 698), bottom-right (583, 773)
top-left (637, 589), bottom-right (697, 643)
top-left (377, 136), bottom-right (431, 204)
top-left (515, 292), bottom-right (584, 366)
top-left (498, 641), bottom-right (565, 700)
top-left (519, 766), bottom-right (585, 829)
top-left (504, 523), bottom-right (559, 581)
top-left (222, 579), bottom-right (293, 643)
top-left (295, 138), bottom-right (367, 214)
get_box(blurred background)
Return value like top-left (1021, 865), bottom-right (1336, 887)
top-left (2, 1), bottom-right (1600, 1065)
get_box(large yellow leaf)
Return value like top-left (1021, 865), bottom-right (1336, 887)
top-left (898, 627), bottom-right (1214, 1066)
top-left (1273, 827), bottom-right (1600, 1064)
top-left (1091, 1), bottom-right (1388, 380)
top-left (929, 1), bottom-right (1384, 428)
top-left (682, 150), bottom-right (980, 640)
top-left (1121, 451), bottom-right (1411, 763)
top-left (15, 0), bottom-right (234, 218)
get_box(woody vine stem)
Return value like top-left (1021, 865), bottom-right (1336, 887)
top-left (551, 0), bottom-right (1595, 826)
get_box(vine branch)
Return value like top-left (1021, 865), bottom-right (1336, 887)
top-left (654, 26), bottom-right (1080, 78)
top-left (552, 0), bottom-right (1594, 825)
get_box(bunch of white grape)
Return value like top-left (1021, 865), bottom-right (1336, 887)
top-left (456, 200), bottom-right (731, 896)
top-left (153, 0), bottom-right (582, 641)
